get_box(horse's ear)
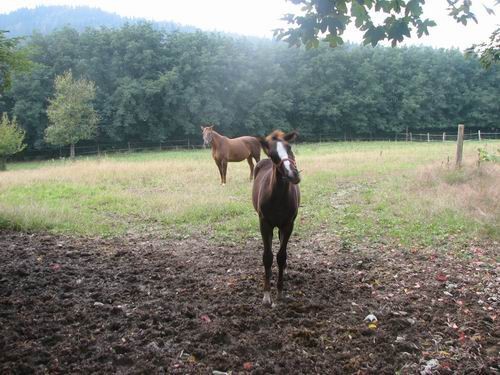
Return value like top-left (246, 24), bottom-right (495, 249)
top-left (200, 126), bottom-right (205, 131)
top-left (257, 136), bottom-right (270, 156)
top-left (284, 131), bottom-right (298, 143)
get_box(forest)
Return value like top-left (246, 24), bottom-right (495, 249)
top-left (1, 22), bottom-right (499, 152)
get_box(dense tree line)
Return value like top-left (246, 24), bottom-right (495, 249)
top-left (0, 23), bottom-right (498, 152)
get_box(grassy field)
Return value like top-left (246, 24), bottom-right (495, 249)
top-left (1, 141), bottom-right (499, 249)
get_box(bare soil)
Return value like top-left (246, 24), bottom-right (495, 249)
top-left (0, 230), bottom-right (498, 374)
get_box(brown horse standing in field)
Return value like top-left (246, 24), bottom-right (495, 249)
top-left (252, 130), bottom-right (301, 306)
top-left (201, 125), bottom-right (261, 185)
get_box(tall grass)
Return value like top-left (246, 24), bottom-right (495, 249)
top-left (1, 141), bottom-right (498, 248)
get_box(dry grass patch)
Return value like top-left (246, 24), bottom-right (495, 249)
top-left (412, 160), bottom-right (500, 237)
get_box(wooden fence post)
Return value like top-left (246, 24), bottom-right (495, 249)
top-left (405, 127), bottom-right (409, 142)
top-left (456, 124), bottom-right (465, 168)
top-left (128, 142), bottom-right (131, 152)
top-left (409, 132), bottom-right (413, 142)
top-left (478, 130), bottom-right (481, 141)
top-left (427, 133), bottom-right (430, 142)
top-left (442, 132), bottom-right (446, 142)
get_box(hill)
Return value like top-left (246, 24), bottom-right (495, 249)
top-left (0, 5), bottom-right (197, 37)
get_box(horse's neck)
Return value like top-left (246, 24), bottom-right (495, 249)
top-left (211, 131), bottom-right (225, 148)
top-left (269, 167), bottom-right (290, 197)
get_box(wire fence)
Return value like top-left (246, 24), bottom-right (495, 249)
top-left (15, 130), bottom-right (500, 161)
top-left (401, 131), bottom-right (499, 142)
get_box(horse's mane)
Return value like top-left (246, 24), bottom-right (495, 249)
top-left (266, 130), bottom-right (285, 141)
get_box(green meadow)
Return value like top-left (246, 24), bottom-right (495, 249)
top-left (1, 141), bottom-right (498, 249)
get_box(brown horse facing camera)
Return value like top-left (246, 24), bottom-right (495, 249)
top-left (201, 125), bottom-right (261, 185)
top-left (252, 130), bottom-right (301, 306)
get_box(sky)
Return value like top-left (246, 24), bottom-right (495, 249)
top-left (1, 0), bottom-right (498, 50)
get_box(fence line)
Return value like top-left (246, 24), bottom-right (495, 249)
top-left (14, 130), bottom-right (500, 161)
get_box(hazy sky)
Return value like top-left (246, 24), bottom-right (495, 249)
top-left (1, 0), bottom-right (498, 50)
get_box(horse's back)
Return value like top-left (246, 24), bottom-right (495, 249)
top-left (253, 159), bottom-right (273, 181)
top-left (226, 136), bottom-right (261, 161)
top-left (252, 159), bottom-right (273, 210)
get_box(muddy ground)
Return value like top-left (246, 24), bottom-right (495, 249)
top-left (0, 230), bottom-right (498, 374)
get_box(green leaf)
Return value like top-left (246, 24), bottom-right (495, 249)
top-left (324, 34), bottom-right (344, 47)
top-left (363, 25), bottom-right (386, 46)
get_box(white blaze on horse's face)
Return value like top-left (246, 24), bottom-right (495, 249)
top-left (276, 141), bottom-right (293, 178)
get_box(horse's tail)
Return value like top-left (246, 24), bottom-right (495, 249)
top-left (250, 136), bottom-right (262, 162)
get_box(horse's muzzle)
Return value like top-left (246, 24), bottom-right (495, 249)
top-left (284, 172), bottom-right (301, 185)
top-left (290, 175), bottom-right (301, 184)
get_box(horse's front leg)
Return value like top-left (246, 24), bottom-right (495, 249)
top-left (277, 223), bottom-right (293, 301)
top-left (260, 219), bottom-right (273, 306)
top-left (215, 160), bottom-right (224, 185)
top-left (221, 159), bottom-right (228, 185)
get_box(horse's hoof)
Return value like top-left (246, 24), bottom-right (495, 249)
top-left (277, 291), bottom-right (294, 303)
top-left (262, 292), bottom-right (272, 306)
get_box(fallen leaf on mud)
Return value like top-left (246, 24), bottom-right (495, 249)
top-left (200, 314), bottom-right (211, 323)
top-left (436, 273), bottom-right (448, 282)
top-left (146, 342), bottom-right (161, 352)
top-left (243, 362), bottom-right (253, 370)
top-left (421, 359), bottom-right (439, 374)
top-left (458, 331), bottom-right (466, 344)
top-left (178, 350), bottom-right (191, 361)
top-left (368, 323), bottom-right (377, 330)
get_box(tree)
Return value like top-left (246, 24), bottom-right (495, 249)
top-left (467, 27), bottom-right (500, 68)
top-left (45, 70), bottom-right (98, 158)
top-left (0, 112), bottom-right (26, 170)
top-left (276, 0), bottom-right (499, 67)
top-left (1, 24), bottom-right (498, 150)
top-left (0, 31), bottom-right (31, 94)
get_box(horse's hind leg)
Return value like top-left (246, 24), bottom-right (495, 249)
top-left (247, 156), bottom-right (254, 181)
top-left (260, 220), bottom-right (274, 306)
top-left (277, 223), bottom-right (293, 301)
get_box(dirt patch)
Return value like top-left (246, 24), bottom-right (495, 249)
top-left (0, 230), bottom-right (498, 374)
